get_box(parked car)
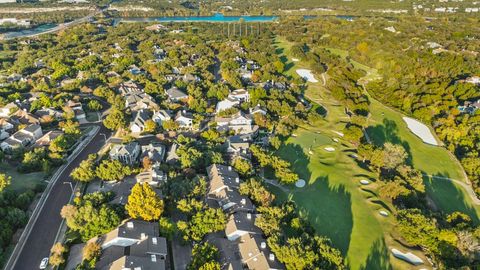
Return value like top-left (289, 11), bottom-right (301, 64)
top-left (39, 257), bottom-right (49, 269)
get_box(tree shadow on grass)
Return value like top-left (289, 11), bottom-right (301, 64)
top-left (299, 176), bottom-right (353, 256)
top-left (366, 118), bottom-right (412, 166)
top-left (423, 173), bottom-right (479, 224)
top-left (277, 143), bottom-right (312, 181)
top-left (358, 238), bottom-right (393, 270)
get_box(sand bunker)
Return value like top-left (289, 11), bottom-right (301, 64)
top-left (295, 179), bottom-right (306, 188)
top-left (391, 248), bottom-right (424, 265)
top-left (379, 210), bottom-right (389, 217)
top-left (292, 58), bottom-right (300, 62)
top-left (324, 147), bottom-right (335, 152)
top-left (403, 117), bottom-right (438, 146)
top-left (360, 179), bottom-right (370, 185)
top-left (296, 69), bottom-right (319, 83)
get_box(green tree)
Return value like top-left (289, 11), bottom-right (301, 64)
top-left (103, 109), bottom-right (127, 130)
top-left (70, 154), bottom-right (97, 182)
top-left (95, 159), bottom-right (131, 181)
top-left (126, 183), bottom-right (164, 221)
top-left (0, 173), bottom-right (11, 192)
top-left (143, 119), bottom-right (157, 133)
top-left (188, 242), bottom-right (220, 270)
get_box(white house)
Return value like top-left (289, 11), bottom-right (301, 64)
top-left (130, 109), bottom-right (151, 134)
top-left (215, 111), bottom-right (254, 134)
top-left (0, 124), bottom-right (43, 152)
top-left (215, 97), bottom-right (240, 113)
top-left (175, 110), bottom-right (194, 128)
top-left (152, 110), bottom-right (171, 125)
top-left (229, 89), bottom-right (250, 102)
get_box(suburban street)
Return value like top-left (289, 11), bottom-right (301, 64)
top-left (5, 124), bottom-right (112, 270)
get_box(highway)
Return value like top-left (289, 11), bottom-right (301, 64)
top-left (4, 124), bottom-right (112, 270)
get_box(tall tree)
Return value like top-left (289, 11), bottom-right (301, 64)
top-left (126, 183), bottom-right (164, 221)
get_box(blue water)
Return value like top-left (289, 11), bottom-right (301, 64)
top-left (114, 13), bottom-right (279, 25)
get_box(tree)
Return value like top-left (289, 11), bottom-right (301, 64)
top-left (143, 119), bottom-right (157, 133)
top-left (49, 242), bottom-right (68, 267)
top-left (177, 207), bottom-right (226, 241)
top-left (103, 109), bottom-right (126, 130)
top-left (126, 183), bottom-right (164, 221)
top-left (269, 136), bottom-right (282, 150)
top-left (162, 119), bottom-right (179, 131)
top-left (232, 157), bottom-right (253, 177)
top-left (95, 159), bottom-right (131, 181)
top-left (87, 100), bottom-right (103, 111)
top-left (188, 242), bottom-right (220, 270)
top-left (83, 241), bottom-right (101, 261)
top-left (60, 119), bottom-right (81, 136)
top-left (71, 154), bottom-right (97, 182)
top-left (239, 178), bottom-right (275, 207)
top-left (0, 173), bottom-right (11, 192)
top-left (382, 143), bottom-right (408, 170)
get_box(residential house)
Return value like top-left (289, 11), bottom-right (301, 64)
top-left (33, 130), bottom-right (64, 148)
top-left (152, 110), bottom-right (171, 125)
top-left (216, 97), bottom-right (240, 113)
top-left (136, 168), bottom-right (167, 187)
top-left (250, 105), bottom-right (267, 115)
top-left (263, 81), bottom-right (287, 91)
top-left (128, 65), bottom-right (143, 75)
top-left (118, 81), bottom-right (143, 96)
top-left (458, 99), bottom-right (480, 114)
top-left (238, 234), bottom-right (285, 270)
top-left (109, 142), bottom-right (141, 165)
top-left (34, 108), bottom-right (63, 120)
top-left (166, 143), bottom-right (179, 164)
top-left (465, 76), bottom-right (480, 85)
top-left (130, 109), bottom-right (151, 134)
top-left (0, 118), bottom-right (14, 132)
top-left (182, 73), bottom-right (200, 83)
top-left (141, 143), bottom-right (166, 165)
top-left (0, 124), bottom-right (43, 152)
top-left (125, 92), bottom-right (158, 112)
top-left (96, 219), bottom-right (168, 270)
top-left (225, 212), bottom-right (261, 241)
top-left (165, 86), bottom-right (188, 102)
top-left (9, 109), bottom-right (40, 126)
top-left (175, 110), bottom-right (194, 129)
top-left (215, 111), bottom-right (255, 134)
top-left (229, 89), bottom-right (250, 102)
top-left (65, 100), bottom-right (86, 121)
top-left (0, 102), bottom-right (19, 117)
top-left (225, 135), bottom-right (251, 159)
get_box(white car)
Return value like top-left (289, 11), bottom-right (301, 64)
top-left (39, 257), bottom-right (49, 269)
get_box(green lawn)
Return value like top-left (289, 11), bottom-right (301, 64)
top-left (273, 36), bottom-right (427, 269)
top-left (273, 35), bottom-right (480, 269)
top-left (1, 163), bottom-right (45, 193)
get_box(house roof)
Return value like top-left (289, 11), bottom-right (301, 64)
top-left (103, 255), bottom-right (165, 270)
top-left (166, 143), bottom-right (179, 163)
top-left (141, 143), bottom-right (166, 163)
top-left (210, 188), bottom-right (254, 212)
top-left (10, 110), bottom-right (40, 125)
top-left (166, 87), bottom-right (188, 100)
top-left (207, 164), bottom-right (240, 194)
top-left (130, 236), bottom-right (168, 256)
top-left (238, 234), bottom-right (285, 270)
top-left (175, 110), bottom-right (194, 120)
top-left (225, 212), bottom-right (260, 237)
top-left (118, 81), bottom-right (143, 95)
top-left (110, 142), bottom-right (140, 157)
top-left (131, 109), bottom-right (151, 128)
top-left (23, 124), bottom-right (41, 134)
top-left (103, 219), bottom-right (160, 245)
top-left (33, 130), bottom-right (63, 147)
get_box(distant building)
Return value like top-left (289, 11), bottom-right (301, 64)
top-left (118, 81), bottom-right (143, 96)
top-left (0, 102), bottom-right (19, 118)
top-left (238, 234), bottom-right (284, 270)
top-left (215, 111), bottom-right (255, 134)
top-left (152, 110), bottom-right (171, 126)
top-left (33, 130), bottom-right (64, 148)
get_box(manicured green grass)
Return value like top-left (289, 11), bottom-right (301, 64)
top-left (1, 163), bottom-right (45, 193)
top-left (273, 36), bottom-right (423, 269)
top-left (272, 35), bottom-right (480, 269)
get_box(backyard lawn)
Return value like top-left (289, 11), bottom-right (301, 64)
top-left (0, 163), bottom-right (45, 192)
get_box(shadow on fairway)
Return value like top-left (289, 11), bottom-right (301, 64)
top-left (424, 173), bottom-right (479, 224)
top-left (299, 176), bottom-right (353, 256)
top-left (358, 238), bottom-right (393, 270)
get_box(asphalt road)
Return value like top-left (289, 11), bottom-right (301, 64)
top-left (11, 124), bottom-right (111, 270)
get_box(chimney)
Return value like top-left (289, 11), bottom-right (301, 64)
top-left (141, 233), bottom-right (146, 239)
top-left (235, 177), bottom-right (240, 183)
top-left (151, 254), bottom-right (157, 262)
top-left (260, 242), bottom-right (266, 249)
top-left (127, 222), bottom-right (134, 228)
top-left (152, 237), bottom-right (157, 245)
top-left (247, 213), bottom-right (252, 220)
top-left (241, 198), bottom-right (246, 205)
top-left (228, 166), bottom-right (232, 171)
top-left (269, 254), bottom-right (275, 261)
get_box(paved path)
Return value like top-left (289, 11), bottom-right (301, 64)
top-left (5, 124), bottom-right (112, 270)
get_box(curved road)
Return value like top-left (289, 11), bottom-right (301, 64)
top-left (5, 124), bottom-right (112, 270)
